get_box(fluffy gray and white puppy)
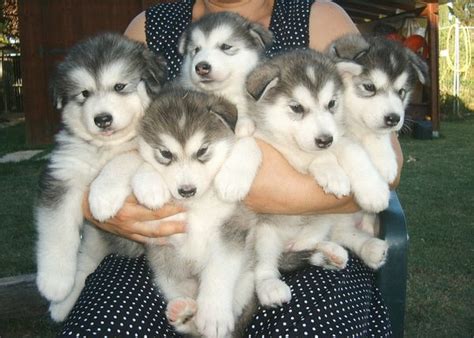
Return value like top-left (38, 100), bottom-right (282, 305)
top-left (35, 33), bottom-right (167, 309)
top-left (178, 12), bottom-right (273, 137)
top-left (327, 34), bottom-right (428, 234)
top-left (134, 88), bottom-right (261, 337)
top-left (245, 49), bottom-right (390, 307)
top-left (328, 34), bottom-right (428, 184)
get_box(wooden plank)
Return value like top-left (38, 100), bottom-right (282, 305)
top-left (425, 3), bottom-right (440, 136)
top-left (0, 274), bottom-right (48, 318)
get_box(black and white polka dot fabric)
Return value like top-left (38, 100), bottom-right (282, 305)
top-left (60, 255), bottom-right (180, 337)
top-left (60, 254), bottom-right (391, 337)
top-left (245, 255), bottom-right (391, 337)
top-left (145, 0), bottom-right (314, 80)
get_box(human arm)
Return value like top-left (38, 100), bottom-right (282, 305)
top-left (83, 193), bottom-right (185, 244)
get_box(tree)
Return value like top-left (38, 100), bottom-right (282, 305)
top-left (448, 0), bottom-right (473, 26)
top-left (0, 0), bottom-right (19, 46)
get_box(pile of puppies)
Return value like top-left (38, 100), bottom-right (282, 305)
top-left (35, 12), bottom-right (428, 338)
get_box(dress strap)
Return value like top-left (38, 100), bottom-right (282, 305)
top-left (267, 0), bottom-right (316, 57)
top-left (145, 0), bottom-right (195, 80)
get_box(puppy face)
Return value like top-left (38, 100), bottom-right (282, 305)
top-left (139, 89), bottom-right (237, 200)
top-left (343, 68), bottom-right (411, 133)
top-left (179, 12), bottom-right (272, 92)
top-left (247, 50), bottom-right (344, 153)
top-left (51, 33), bottom-right (167, 145)
top-left (329, 35), bottom-right (428, 134)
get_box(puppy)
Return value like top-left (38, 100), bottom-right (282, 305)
top-left (327, 34), bottom-right (428, 234)
top-left (134, 88), bottom-right (261, 337)
top-left (178, 12), bottom-right (273, 137)
top-left (35, 33), bottom-right (167, 306)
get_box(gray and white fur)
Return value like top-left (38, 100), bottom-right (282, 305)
top-left (245, 49), bottom-right (390, 307)
top-left (135, 88), bottom-right (262, 337)
top-left (327, 34), bottom-right (428, 234)
top-left (35, 33), bottom-right (167, 312)
top-left (178, 12), bottom-right (273, 137)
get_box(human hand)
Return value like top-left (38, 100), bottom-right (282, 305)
top-left (83, 193), bottom-right (186, 244)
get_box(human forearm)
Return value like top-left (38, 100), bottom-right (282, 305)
top-left (244, 139), bottom-right (360, 215)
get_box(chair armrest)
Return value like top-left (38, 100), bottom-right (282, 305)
top-left (376, 191), bottom-right (409, 338)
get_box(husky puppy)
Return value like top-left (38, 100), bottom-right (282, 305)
top-left (328, 34), bottom-right (428, 184)
top-left (327, 34), bottom-right (428, 234)
top-left (35, 33), bottom-right (167, 304)
top-left (134, 88), bottom-right (261, 337)
top-left (245, 50), bottom-right (390, 307)
top-left (178, 12), bottom-right (273, 137)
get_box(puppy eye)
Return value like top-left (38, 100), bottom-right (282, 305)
top-left (220, 44), bottom-right (232, 51)
top-left (114, 83), bottom-right (126, 92)
top-left (363, 83), bottom-right (376, 92)
top-left (160, 149), bottom-right (173, 160)
top-left (196, 145), bottom-right (209, 159)
top-left (81, 90), bottom-right (90, 98)
top-left (194, 47), bottom-right (201, 54)
top-left (289, 102), bottom-right (305, 114)
top-left (398, 88), bottom-right (406, 98)
top-left (328, 99), bottom-right (336, 110)
top-left (197, 146), bottom-right (208, 158)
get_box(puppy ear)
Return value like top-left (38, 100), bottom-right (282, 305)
top-left (49, 72), bottom-right (65, 110)
top-left (142, 49), bottom-right (168, 97)
top-left (336, 61), bottom-right (363, 79)
top-left (248, 22), bottom-right (273, 50)
top-left (177, 31), bottom-right (188, 55)
top-left (246, 63), bottom-right (280, 101)
top-left (209, 97), bottom-right (238, 132)
top-left (328, 34), bottom-right (370, 61)
top-left (406, 49), bottom-right (429, 85)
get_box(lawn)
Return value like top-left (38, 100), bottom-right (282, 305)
top-left (0, 119), bottom-right (472, 336)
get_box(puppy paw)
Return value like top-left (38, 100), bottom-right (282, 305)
top-left (353, 178), bottom-right (390, 213)
top-left (214, 137), bottom-right (261, 202)
top-left (195, 298), bottom-right (234, 338)
top-left (132, 169), bottom-right (170, 209)
top-left (376, 158), bottom-right (398, 184)
top-left (310, 163), bottom-right (351, 198)
top-left (256, 278), bottom-right (292, 307)
top-left (312, 241), bottom-right (349, 270)
top-left (89, 181), bottom-right (130, 222)
top-left (37, 270), bottom-right (75, 302)
top-left (166, 297), bottom-right (198, 334)
top-left (49, 297), bottom-right (77, 322)
top-left (235, 117), bottom-right (255, 137)
top-left (360, 238), bottom-right (388, 270)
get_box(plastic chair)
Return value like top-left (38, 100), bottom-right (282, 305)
top-left (377, 192), bottom-right (409, 338)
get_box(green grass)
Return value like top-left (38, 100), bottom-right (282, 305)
top-left (0, 120), bottom-right (473, 336)
top-left (398, 117), bottom-right (474, 337)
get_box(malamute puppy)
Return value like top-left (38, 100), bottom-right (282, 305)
top-left (328, 34), bottom-right (428, 184)
top-left (134, 88), bottom-right (261, 337)
top-left (245, 50), bottom-right (390, 307)
top-left (328, 34), bottom-right (428, 233)
top-left (178, 12), bottom-right (273, 137)
top-left (35, 33), bottom-right (167, 304)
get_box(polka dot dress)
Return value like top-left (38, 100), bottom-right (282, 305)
top-left (60, 255), bottom-right (180, 337)
top-left (145, 0), bottom-right (314, 80)
top-left (245, 255), bottom-right (391, 337)
top-left (60, 254), bottom-right (391, 337)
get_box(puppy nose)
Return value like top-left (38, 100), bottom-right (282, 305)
top-left (94, 113), bottom-right (113, 129)
top-left (315, 135), bottom-right (333, 149)
top-left (178, 185), bottom-right (197, 198)
top-left (384, 113), bottom-right (401, 127)
top-left (195, 62), bottom-right (211, 76)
